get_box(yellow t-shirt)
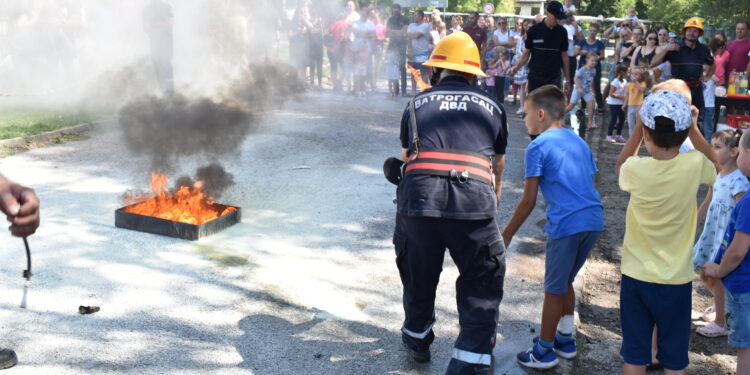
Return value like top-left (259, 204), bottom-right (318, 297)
top-left (619, 151), bottom-right (716, 284)
top-left (626, 81), bottom-right (646, 106)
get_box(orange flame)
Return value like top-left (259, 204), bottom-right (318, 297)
top-left (407, 64), bottom-right (432, 91)
top-left (123, 173), bottom-right (236, 225)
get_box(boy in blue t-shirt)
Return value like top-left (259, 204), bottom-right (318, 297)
top-left (503, 85), bottom-right (604, 369)
top-left (705, 129), bottom-right (750, 375)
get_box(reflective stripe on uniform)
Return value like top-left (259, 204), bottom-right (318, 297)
top-left (409, 150), bottom-right (492, 169)
top-left (451, 348), bottom-right (492, 366)
top-left (414, 90), bottom-right (504, 115)
top-left (402, 322), bottom-right (435, 340)
top-left (404, 148), bottom-right (494, 184)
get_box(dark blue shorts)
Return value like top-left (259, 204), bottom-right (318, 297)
top-left (544, 231), bottom-right (601, 295)
top-left (726, 288), bottom-right (750, 348)
top-left (619, 275), bottom-right (691, 370)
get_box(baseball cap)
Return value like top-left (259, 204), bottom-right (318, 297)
top-left (546, 1), bottom-right (568, 20)
top-left (639, 90), bottom-right (693, 132)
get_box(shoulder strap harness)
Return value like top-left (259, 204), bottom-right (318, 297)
top-left (405, 98), bottom-right (494, 185)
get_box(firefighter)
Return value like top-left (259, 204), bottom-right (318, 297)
top-left (393, 31), bottom-right (508, 375)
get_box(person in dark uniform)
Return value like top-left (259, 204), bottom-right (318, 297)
top-left (508, 1), bottom-right (571, 95)
top-left (508, 1), bottom-right (570, 139)
top-left (143, 0), bottom-right (174, 95)
top-left (393, 31), bottom-right (508, 375)
top-left (652, 17), bottom-right (715, 117)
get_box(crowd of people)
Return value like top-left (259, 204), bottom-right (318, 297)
top-left (386, 1), bottom-right (750, 374)
top-left (290, 2), bottom-right (750, 148)
top-left (290, 1), bottom-right (451, 96)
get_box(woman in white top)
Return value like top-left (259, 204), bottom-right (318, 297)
top-left (429, 17), bottom-right (446, 49)
top-left (606, 64), bottom-right (628, 143)
top-left (448, 15), bottom-right (462, 34)
top-left (492, 18), bottom-right (515, 52)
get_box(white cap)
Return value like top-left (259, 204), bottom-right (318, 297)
top-left (639, 90), bottom-right (692, 132)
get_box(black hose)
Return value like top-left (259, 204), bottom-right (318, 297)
top-left (22, 237), bottom-right (31, 280)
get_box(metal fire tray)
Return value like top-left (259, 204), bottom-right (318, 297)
top-left (115, 204), bottom-right (241, 241)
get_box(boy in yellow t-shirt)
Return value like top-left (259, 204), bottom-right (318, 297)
top-left (614, 89), bottom-right (718, 375)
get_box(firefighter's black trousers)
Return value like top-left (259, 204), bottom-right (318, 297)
top-left (393, 214), bottom-right (506, 375)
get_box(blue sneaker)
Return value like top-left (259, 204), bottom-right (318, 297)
top-left (532, 333), bottom-right (577, 359)
top-left (553, 333), bottom-right (576, 359)
top-left (516, 341), bottom-right (558, 369)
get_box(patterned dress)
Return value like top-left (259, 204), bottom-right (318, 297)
top-left (693, 169), bottom-right (750, 270)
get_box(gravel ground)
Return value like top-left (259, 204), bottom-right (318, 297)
top-left (0, 90), bottom-right (569, 374)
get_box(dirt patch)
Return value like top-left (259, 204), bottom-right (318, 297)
top-left (573, 120), bottom-right (736, 374)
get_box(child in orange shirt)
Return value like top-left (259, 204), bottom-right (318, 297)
top-left (622, 68), bottom-right (649, 138)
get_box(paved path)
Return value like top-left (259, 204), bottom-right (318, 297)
top-left (0, 91), bottom-right (565, 374)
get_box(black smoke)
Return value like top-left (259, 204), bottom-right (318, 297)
top-left (118, 61), bottom-right (302, 200)
top-left (173, 163), bottom-right (235, 200)
top-left (119, 94), bottom-right (253, 171)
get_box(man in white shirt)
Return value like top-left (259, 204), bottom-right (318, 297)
top-left (407, 9), bottom-right (431, 94)
top-left (351, 6), bottom-right (375, 95)
top-left (561, 16), bottom-right (582, 96)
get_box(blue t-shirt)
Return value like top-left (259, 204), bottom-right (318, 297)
top-left (575, 67), bottom-right (596, 93)
top-left (713, 193), bottom-right (750, 293)
top-left (525, 128), bottom-right (604, 238)
top-left (575, 39), bottom-right (605, 69)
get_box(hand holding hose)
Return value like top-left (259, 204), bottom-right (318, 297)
top-left (0, 175), bottom-right (40, 237)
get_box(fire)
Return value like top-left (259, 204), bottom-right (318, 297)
top-left (407, 64), bottom-right (432, 92)
top-left (123, 173), bottom-right (236, 225)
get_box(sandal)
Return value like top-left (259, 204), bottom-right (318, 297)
top-left (697, 321), bottom-right (729, 337)
top-left (701, 305), bottom-right (716, 322)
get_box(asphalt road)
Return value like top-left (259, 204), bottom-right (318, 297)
top-left (0, 90), bottom-right (569, 374)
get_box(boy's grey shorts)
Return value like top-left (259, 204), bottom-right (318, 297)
top-left (544, 230), bottom-right (602, 295)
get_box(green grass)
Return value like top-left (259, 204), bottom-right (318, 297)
top-left (0, 109), bottom-right (99, 140)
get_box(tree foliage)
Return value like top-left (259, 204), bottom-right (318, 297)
top-left (578, 0), bottom-right (748, 30)
top-left (370, 0), bottom-right (748, 32)
top-left (447, 0), bottom-right (514, 13)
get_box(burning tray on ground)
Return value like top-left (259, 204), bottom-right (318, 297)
top-left (115, 204), bottom-right (241, 241)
